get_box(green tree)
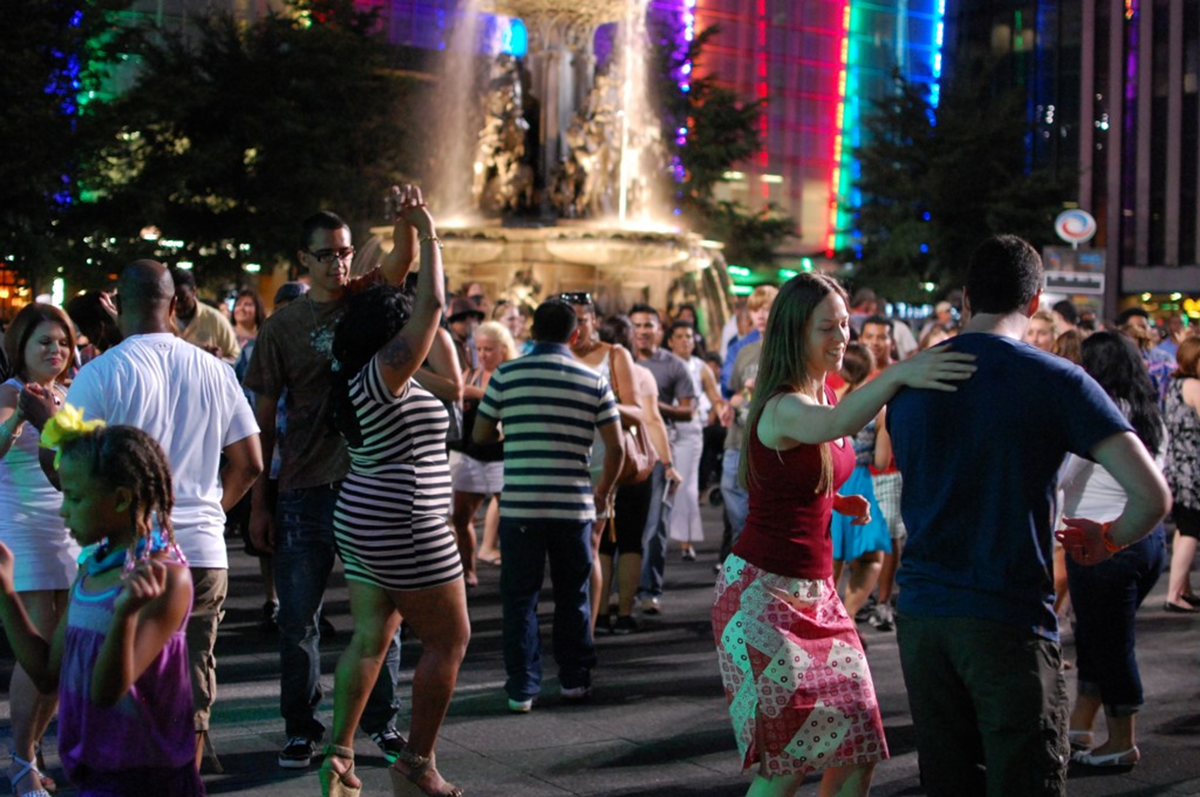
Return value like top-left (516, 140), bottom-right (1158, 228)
top-left (75, 0), bottom-right (417, 288)
top-left (652, 24), bottom-right (795, 267)
top-left (847, 69), bottom-right (1072, 301)
top-left (0, 0), bottom-right (134, 292)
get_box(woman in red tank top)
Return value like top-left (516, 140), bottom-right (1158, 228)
top-left (712, 273), bottom-right (974, 796)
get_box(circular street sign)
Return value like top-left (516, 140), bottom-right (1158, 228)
top-left (1055, 210), bottom-right (1097, 245)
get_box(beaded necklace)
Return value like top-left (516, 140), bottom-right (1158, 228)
top-left (85, 528), bottom-right (187, 578)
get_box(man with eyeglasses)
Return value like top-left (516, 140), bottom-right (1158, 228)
top-left (243, 189), bottom-right (421, 770)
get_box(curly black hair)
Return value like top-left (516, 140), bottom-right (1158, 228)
top-left (330, 284), bottom-right (413, 447)
top-left (1080, 331), bottom-right (1164, 456)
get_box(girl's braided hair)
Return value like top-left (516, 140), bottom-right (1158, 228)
top-left (61, 425), bottom-right (176, 545)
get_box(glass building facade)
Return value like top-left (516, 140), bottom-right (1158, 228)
top-left (947, 0), bottom-right (1200, 313)
top-left (1080, 0), bottom-right (1200, 308)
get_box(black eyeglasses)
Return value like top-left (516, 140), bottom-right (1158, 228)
top-left (559, 292), bottom-right (593, 306)
top-left (307, 246), bottom-right (355, 264)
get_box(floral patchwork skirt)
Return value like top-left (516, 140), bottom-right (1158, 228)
top-left (712, 554), bottom-right (888, 777)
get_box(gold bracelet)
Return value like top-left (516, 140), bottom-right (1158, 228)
top-left (419, 234), bottom-right (443, 250)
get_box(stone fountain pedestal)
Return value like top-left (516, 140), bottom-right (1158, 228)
top-left (369, 221), bottom-right (733, 334)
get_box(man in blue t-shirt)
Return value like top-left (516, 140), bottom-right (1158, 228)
top-left (887, 235), bottom-right (1170, 796)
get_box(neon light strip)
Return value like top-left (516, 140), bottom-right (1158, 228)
top-left (829, 0), bottom-right (947, 254)
top-left (825, 0), bottom-right (851, 254)
top-left (757, 0), bottom-right (769, 194)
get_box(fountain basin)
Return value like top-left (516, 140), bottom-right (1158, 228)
top-left (368, 223), bottom-right (731, 329)
top-left (477, 0), bottom-right (627, 27)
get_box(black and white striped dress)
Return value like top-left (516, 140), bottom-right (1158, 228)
top-left (333, 358), bottom-right (461, 590)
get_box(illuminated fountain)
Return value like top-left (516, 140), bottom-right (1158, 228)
top-left (368, 0), bottom-right (731, 324)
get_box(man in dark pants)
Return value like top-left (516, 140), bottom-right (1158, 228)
top-left (474, 299), bottom-right (622, 713)
top-left (887, 235), bottom-right (1170, 796)
top-left (243, 201), bottom-right (415, 769)
top-left (628, 303), bottom-right (693, 614)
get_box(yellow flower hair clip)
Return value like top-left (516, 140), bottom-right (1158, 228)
top-left (40, 404), bottom-right (106, 468)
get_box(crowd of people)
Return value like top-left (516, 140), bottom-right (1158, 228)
top-left (0, 188), bottom-right (1193, 797)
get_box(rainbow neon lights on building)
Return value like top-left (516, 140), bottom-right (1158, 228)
top-left (828, 0), bottom-right (946, 255)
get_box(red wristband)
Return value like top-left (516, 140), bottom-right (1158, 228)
top-left (1099, 522), bottom-right (1124, 554)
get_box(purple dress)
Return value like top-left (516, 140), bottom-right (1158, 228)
top-left (57, 568), bottom-right (204, 796)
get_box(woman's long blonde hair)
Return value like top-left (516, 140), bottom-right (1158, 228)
top-left (737, 273), bottom-right (849, 495)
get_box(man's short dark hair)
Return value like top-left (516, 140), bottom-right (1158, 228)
top-left (169, 266), bottom-right (196, 291)
top-left (66, 291), bottom-right (108, 338)
top-left (964, 235), bottom-right (1043, 315)
top-left (1051, 299), bottom-right (1080, 326)
top-left (628, 303), bottom-right (660, 322)
top-left (300, 211), bottom-right (349, 251)
top-left (666, 320), bottom-right (695, 339)
top-left (1114, 306), bottom-right (1150, 326)
top-left (532, 299), bottom-right (577, 343)
top-left (862, 314), bottom-right (893, 334)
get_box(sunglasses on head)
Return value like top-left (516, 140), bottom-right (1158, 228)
top-left (559, 291), bottom-right (593, 306)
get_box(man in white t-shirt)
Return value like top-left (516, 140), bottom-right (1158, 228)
top-left (23, 259), bottom-right (262, 769)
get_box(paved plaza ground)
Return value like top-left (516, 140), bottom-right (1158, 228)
top-left (3, 504), bottom-right (1200, 795)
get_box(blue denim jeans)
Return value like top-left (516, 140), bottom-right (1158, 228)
top-left (637, 463), bottom-right (673, 600)
top-left (1066, 525), bottom-right (1165, 715)
top-left (499, 517), bottom-right (596, 701)
top-left (720, 449), bottom-right (750, 543)
top-left (275, 485), bottom-right (401, 741)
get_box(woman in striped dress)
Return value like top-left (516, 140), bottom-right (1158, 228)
top-left (321, 187), bottom-right (468, 797)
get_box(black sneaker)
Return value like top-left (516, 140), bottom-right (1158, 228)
top-left (370, 728), bottom-right (407, 762)
top-left (278, 736), bottom-right (315, 769)
top-left (869, 603), bottom-right (895, 632)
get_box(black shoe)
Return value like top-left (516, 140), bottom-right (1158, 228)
top-left (278, 736), bottom-right (316, 769)
top-left (370, 728), bottom-right (407, 762)
top-left (561, 685), bottom-right (592, 703)
top-left (261, 600), bottom-right (279, 631)
top-left (611, 615), bottom-right (640, 635)
top-left (1164, 601), bottom-right (1198, 614)
top-left (1182, 594), bottom-right (1200, 607)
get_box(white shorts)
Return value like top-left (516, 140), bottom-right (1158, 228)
top-left (453, 454), bottom-right (504, 496)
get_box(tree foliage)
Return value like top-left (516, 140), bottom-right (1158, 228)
top-left (652, 24), bottom-right (794, 266)
top-left (0, 0), bottom-right (134, 291)
top-left (847, 69), bottom-right (1073, 301)
top-left (74, 0), bottom-right (417, 288)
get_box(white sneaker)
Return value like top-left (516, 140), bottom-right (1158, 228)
top-left (507, 697), bottom-right (533, 713)
top-left (869, 603), bottom-right (895, 632)
top-left (639, 596), bottom-right (662, 615)
top-left (561, 685), bottom-right (592, 703)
